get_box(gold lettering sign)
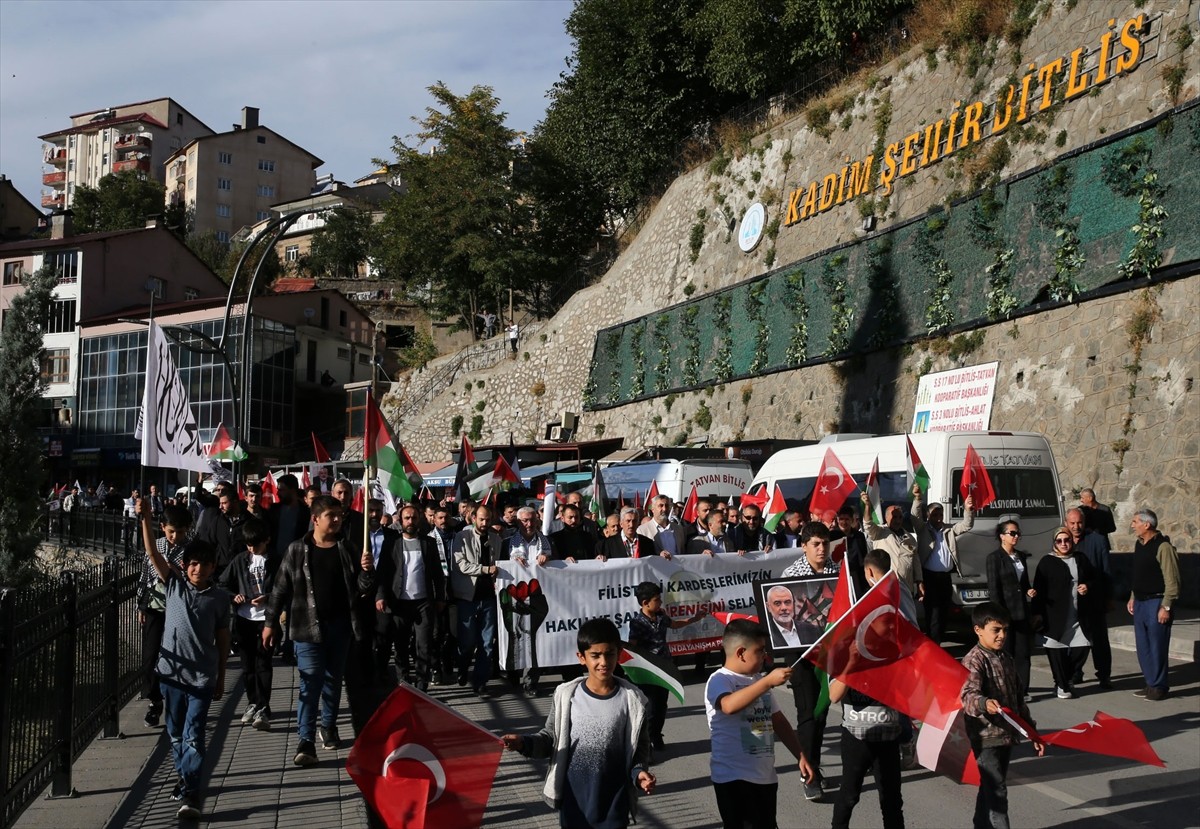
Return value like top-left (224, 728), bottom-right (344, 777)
top-left (783, 14), bottom-right (1148, 227)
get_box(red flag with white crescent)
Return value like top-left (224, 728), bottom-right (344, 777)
top-left (960, 444), bottom-right (997, 510)
top-left (809, 448), bottom-right (860, 517)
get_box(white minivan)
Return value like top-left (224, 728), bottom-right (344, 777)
top-left (751, 432), bottom-right (1065, 609)
top-left (602, 458), bottom-right (753, 505)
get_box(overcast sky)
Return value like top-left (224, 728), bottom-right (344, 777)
top-left (0, 0), bottom-right (574, 207)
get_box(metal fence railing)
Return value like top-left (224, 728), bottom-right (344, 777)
top-left (43, 508), bottom-right (139, 559)
top-left (0, 555), bottom-right (142, 829)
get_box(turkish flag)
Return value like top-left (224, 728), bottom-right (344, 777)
top-left (960, 444), bottom-right (997, 510)
top-left (711, 611), bottom-right (760, 625)
top-left (681, 485), bottom-right (699, 524)
top-left (351, 483), bottom-right (365, 513)
top-left (645, 480), bottom-right (660, 507)
top-left (347, 685), bottom-right (504, 829)
top-left (738, 485), bottom-right (769, 512)
top-left (802, 571), bottom-right (967, 730)
top-left (808, 448), bottom-right (860, 517)
top-left (1040, 710), bottom-right (1165, 767)
top-left (260, 471), bottom-right (278, 508)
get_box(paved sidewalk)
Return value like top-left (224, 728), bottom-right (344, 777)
top-left (12, 609), bottom-right (1198, 829)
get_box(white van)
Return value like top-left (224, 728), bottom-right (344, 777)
top-left (602, 458), bottom-right (754, 505)
top-left (751, 432), bottom-right (1065, 608)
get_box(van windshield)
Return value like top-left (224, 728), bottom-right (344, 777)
top-left (950, 468), bottom-right (1059, 517)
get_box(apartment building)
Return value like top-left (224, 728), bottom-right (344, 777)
top-left (165, 107), bottom-right (322, 243)
top-left (0, 212), bottom-right (229, 450)
top-left (38, 97), bottom-right (213, 211)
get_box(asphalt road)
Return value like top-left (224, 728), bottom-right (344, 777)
top-left (471, 628), bottom-right (1199, 829)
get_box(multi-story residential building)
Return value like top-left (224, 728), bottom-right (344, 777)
top-left (38, 97), bottom-right (213, 211)
top-left (164, 107), bottom-right (322, 243)
top-left (0, 212), bottom-right (230, 479)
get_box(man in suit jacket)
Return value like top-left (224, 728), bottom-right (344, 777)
top-left (687, 510), bottom-right (733, 555)
top-left (376, 504), bottom-right (445, 692)
top-left (451, 504), bottom-right (503, 693)
top-left (637, 495), bottom-right (686, 558)
top-left (599, 507), bottom-right (656, 560)
top-left (764, 584), bottom-right (822, 649)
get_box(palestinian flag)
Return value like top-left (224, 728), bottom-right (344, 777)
top-left (619, 643), bottom-right (685, 705)
top-left (865, 456), bottom-right (884, 525)
top-left (453, 435), bottom-right (480, 502)
top-left (906, 436), bottom-right (930, 497)
top-left (207, 422), bottom-right (247, 461)
top-left (589, 466), bottom-right (609, 522)
top-left (762, 484), bottom-right (788, 532)
top-left (365, 396), bottom-right (421, 503)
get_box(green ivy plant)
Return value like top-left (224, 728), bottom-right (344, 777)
top-left (784, 268), bottom-right (809, 364)
top-left (745, 282), bottom-right (770, 373)
top-left (865, 238), bottom-right (899, 347)
top-left (712, 293), bottom-right (734, 381)
top-left (682, 305), bottom-right (702, 386)
top-left (915, 216), bottom-right (955, 333)
top-left (629, 322), bottom-right (646, 398)
top-left (1033, 165), bottom-right (1084, 302)
top-left (1101, 138), bottom-right (1168, 281)
top-left (968, 189), bottom-right (1019, 319)
top-left (582, 359), bottom-right (598, 409)
top-left (604, 330), bottom-right (622, 404)
top-left (820, 254), bottom-right (852, 355)
top-left (653, 314), bottom-right (672, 392)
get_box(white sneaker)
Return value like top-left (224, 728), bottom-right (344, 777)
top-left (240, 704), bottom-right (258, 724)
top-left (1055, 687), bottom-right (1072, 699)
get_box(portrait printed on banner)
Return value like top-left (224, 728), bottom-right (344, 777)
top-left (753, 576), bottom-right (838, 657)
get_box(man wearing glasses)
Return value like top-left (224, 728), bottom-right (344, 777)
top-left (728, 504), bottom-right (774, 554)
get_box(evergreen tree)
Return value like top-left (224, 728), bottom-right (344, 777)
top-left (71, 171), bottom-right (167, 233)
top-left (0, 265), bottom-right (56, 583)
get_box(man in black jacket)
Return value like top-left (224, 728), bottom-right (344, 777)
top-left (598, 507), bottom-right (656, 560)
top-left (263, 496), bottom-right (374, 766)
top-left (376, 504), bottom-right (445, 692)
top-left (202, 490), bottom-right (247, 571)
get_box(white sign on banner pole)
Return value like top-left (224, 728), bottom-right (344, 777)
top-left (135, 321), bottom-right (212, 473)
top-left (911, 361), bottom-right (1000, 433)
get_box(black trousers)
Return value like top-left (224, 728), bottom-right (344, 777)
top-left (1083, 612), bottom-right (1111, 682)
top-left (233, 615), bottom-right (273, 710)
top-left (922, 570), bottom-right (953, 645)
top-left (638, 682), bottom-right (669, 741)
top-left (713, 779), bottom-right (778, 829)
top-left (832, 732), bottom-right (904, 829)
top-left (972, 744), bottom-right (1012, 829)
top-left (1046, 644), bottom-right (1090, 693)
top-left (387, 599), bottom-right (435, 683)
top-left (1002, 618), bottom-right (1033, 694)
top-left (140, 607), bottom-right (165, 704)
top-left (790, 661), bottom-right (828, 774)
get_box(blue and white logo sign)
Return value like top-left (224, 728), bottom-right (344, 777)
top-left (738, 203), bottom-right (766, 252)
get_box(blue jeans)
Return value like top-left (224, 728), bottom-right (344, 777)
top-left (294, 617), bottom-right (352, 742)
top-left (456, 598), bottom-right (496, 689)
top-left (160, 680), bottom-right (213, 799)
top-left (1133, 598), bottom-right (1171, 691)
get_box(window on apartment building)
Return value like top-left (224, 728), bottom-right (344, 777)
top-left (68, 159), bottom-right (75, 172)
top-left (103, 131), bottom-right (109, 143)
top-left (285, 245), bottom-right (300, 262)
top-left (216, 204), bottom-right (231, 218)
top-left (41, 349), bottom-right (70, 384)
top-left (3, 262), bottom-right (23, 285)
top-left (177, 112), bottom-right (183, 126)
top-left (102, 153), bottom-right (109, 165)
top-left (257, 135), bottom-right (266, 144)
top-left (219, 151), bottom-right (233, 164)
top-left (216, 231), bottom-right (229, 243)
top-left (217, 177), bottom-right (231, 191)
top-left (257, 184), bottom-right (275, 197)
top-left (46, 250), bottom-right (80, 283)
top-left (147, 276), bottom-right (165, 299)
top-left (46, 299), bottom-right (76, 333)
top-left (257, 159), bottom-right (275, 172)
top-left (256, 210), bottom-right (270, 221)
top-left (339, 310), bottom-right (347, 327)
top-left (337, 347), bottom-right (350, 361)
top-left (358, 352), bottom-right (370, 366)
top-left (68, 136), bottom-right (76, 148)
top-left (184, 286), bottom-right (199, 301)
top-left (188, 177), bottom-right (195, 191)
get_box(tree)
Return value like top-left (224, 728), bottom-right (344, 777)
top-left (373, 83), bottom-right (539, 332)
top-left (0, 265), bottom-right (56, 583)
top-left (71, 171), bottom-right (167, 233)
top-left (303, 208), bottom-right (375, 280)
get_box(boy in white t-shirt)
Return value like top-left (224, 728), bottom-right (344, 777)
top-left (706, 619), bottom-right (813, 829)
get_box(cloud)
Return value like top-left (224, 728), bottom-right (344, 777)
top-left (0, 0), bottom-right (572, 205)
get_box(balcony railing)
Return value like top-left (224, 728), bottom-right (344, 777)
top-left (112, 157), bottom-right (150, 174)
top-left (42, 147), bottom-right (67, 166)
top-left (41, 194), bottom-right (64, 209)
top-left (114, 133), bottom-right (150, 151)
top-left (42, 171), bottom-right (66, 187)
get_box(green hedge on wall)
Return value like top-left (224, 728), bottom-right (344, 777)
top-left (585, 103), bottom-right (1200, 410)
